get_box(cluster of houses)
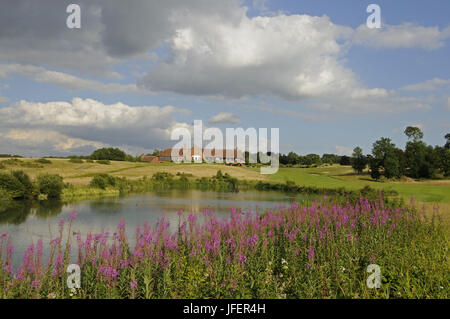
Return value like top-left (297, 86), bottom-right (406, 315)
top-left (140, 147), bottom-right (245, 165)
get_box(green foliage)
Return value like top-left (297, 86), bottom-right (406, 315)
top-left (1, 158), bottom-right (43, 168)
top-left (35, 158), bottom-right (52, 164)
top-left (351, 147), bottom-right (367, 174)
top-left (96, 160), bottom-right (111, 165)
top-left (68, 158), bottom-right (84, 163)
top-left (370, 137), bottom-right (401, 179)
top-left (11, 171), bottom-right (34, 199)
top-left (404, 126), bottom-right (424, 142)
top-left (90, 148), bottom-right (128, 161)
top-left (90, 174), bottom-right (118, 189)
top-left (339, 155), bottom-right (351, 166)
top-left (0, 172), bottom-right (26, 199)
top-left (37, 174), bottom-right (64, 199)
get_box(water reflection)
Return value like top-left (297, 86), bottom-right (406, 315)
top-left (0, 190), bottom-right (311, 267)
top-left (0, 200), bottom-right (63, 225)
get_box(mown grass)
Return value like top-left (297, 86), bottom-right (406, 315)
top-left (270, 166), bottom-right (450, 204)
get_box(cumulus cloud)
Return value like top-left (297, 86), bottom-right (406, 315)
top-left (353, 23), bottom-right (450, 50)
top-left (0, 98), bottom-right (192, 156)
top-left (209, 112), bottom-right (240, 124)
top-left (0, 0), bottom-right (446, 114)
top-left (139, 14), bottom-right (358, 100)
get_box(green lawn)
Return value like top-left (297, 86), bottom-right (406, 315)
top-left (270, 166), bottom-right (450, 204)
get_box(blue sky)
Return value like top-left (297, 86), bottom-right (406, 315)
top-left (0, 0), bottom-right (448, 157)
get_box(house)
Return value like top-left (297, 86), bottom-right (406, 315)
top-left (158, 147), bottom-right (245, 164)
top-left (140, 154), bottom-right (161, 163)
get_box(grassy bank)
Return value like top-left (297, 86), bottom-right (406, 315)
top-left (270, 166), bottom-right (450, 203)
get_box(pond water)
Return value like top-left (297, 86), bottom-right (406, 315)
top-left (0, 190), bottom-right (312, 267)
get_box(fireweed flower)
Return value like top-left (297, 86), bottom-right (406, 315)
top-left (69, 210), bottom-right (77, 220)
top-left (130, 280), bottom-right (138, 291)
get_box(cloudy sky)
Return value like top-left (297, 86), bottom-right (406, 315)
top-left (0, 0), bottom-right (449, 157)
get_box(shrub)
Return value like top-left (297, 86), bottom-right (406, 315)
top-left (11, 170), bottom-right (34, 199)
top-left (96, 160), bottom-right (111, 165)
top-left (90, 174), bottom-right (117, 189)
top-left (0, 172), bottom-right (25, 199)
top-left (35, 158), bottom-right (52, 164)
top-left (68, 158), bottom-right (84, 163)
top-left (37, 174), bottom-right (64, 199)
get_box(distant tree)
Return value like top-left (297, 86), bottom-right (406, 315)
top-left (445, 133), bottom-right (450, 150)
top-left (339, 156), bottom-right (351, 166)
top-left (90, 148), bottom-right (127, 161)
top-left (367, 155), bottom-right (381, 180)
top-left (322, 154), bottom-right (340, 164)
top-left (304, 154), bottom-right (321, 166)
top-left (404, 126), bottom-right (424, 142)
top-left (394, 148), bottom-right (407, 177)
top-left (351, 147), bottom-right (367, 174)
top-left (370, 137), bottom-right (400, 179)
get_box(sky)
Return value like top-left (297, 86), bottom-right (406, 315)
top-left (0, 0), bottom-right (449, 157)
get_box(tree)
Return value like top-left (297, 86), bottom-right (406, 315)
top-left (90, 148), bottom-right (127, 161)
top-left (351, 147), bottom-right (367, 174)
top-left (404, 126), bottom-right (424, 142)
top-left (370, 137), bottom-right (400, 179)
top-left (404, 131), bottom-right (428, 178)
top-left (445, 133), bottom-right (450, 150)
top-left (339, 156), bottom-right (351, 166)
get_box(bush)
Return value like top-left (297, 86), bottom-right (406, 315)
top-left (90, 174), bottom-right (117, 189)
top-left (35, 158), bottom-right (52, 164)
top-left (68, 158), bottom-right (84, 163)
top-left (11, 170), bottom-right (34, 199)
top-left (96, 160), bottom-right (111, 165)
top-left (0, 172), bottom-right (26, 199)
top-left (37, 174), bottom-right (64, 199)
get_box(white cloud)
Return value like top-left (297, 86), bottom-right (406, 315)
top-left (0, 1), bottom-right (447, 115)
top-left (209, 112), bottom-right (240, 124)
top-left (0, 98), bottom-right (192, 156)
top-left (447, 97), bottom-right (450, 110)
top-left (353, 24), bottom-right (450, 50)
top-left (0, 64), bottom-right (147, 94)
top-left (335, 145), bottom-right (352, 156)
top-left (401, 78), bottom-right (450, 91)
top-left (139, 14), bottom-right (358, 101)
top-left (0, 129), bottom-right (107, 152)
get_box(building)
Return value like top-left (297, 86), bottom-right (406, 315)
top-left (158, 147), bottom-right (245, 164)
top-left (140, 154), bottom-right (161, 163)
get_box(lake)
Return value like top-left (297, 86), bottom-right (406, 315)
top-left (0, 190), bottom-right (311, 267)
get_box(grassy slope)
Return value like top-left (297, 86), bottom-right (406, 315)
top-left (0, 158), bottom-right (266, 186)
top-left (2, 158), bottom-right (449, 205)
top-left (270, 165), bottom-right (450, 203)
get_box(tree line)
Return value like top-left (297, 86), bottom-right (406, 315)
top-left (356, 128), bottom-right (450, 179)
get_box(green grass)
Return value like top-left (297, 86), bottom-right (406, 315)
top-left (1, 158), bottom-right (449, 207)
top-left (270, 166), bottom-right (450, 204)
